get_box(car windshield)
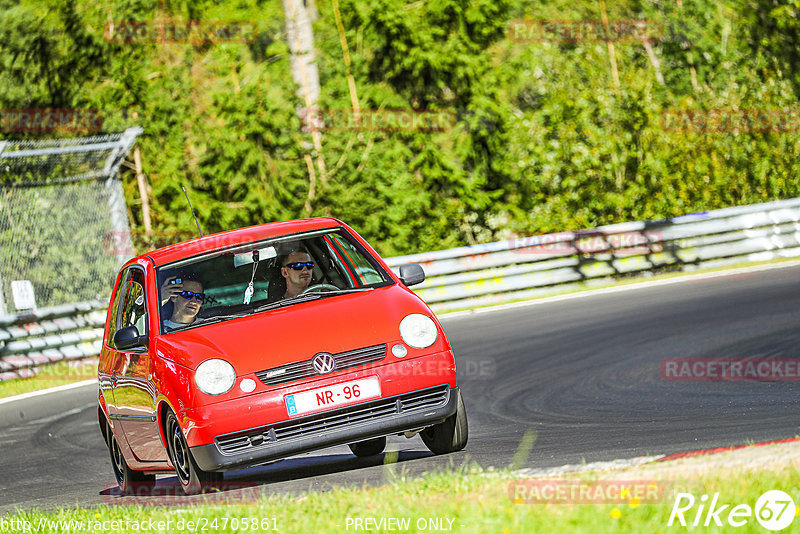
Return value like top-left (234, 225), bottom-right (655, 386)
top-left (156, 228), bottom-right (392, 334)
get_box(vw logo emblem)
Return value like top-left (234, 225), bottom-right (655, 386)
top-left (312, 352), bottom-right (336, 374)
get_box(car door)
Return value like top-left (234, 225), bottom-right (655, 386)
top-left (99, 268), bottom-right (130, 424)
top-left (112, 266), bottom-right (167, 462)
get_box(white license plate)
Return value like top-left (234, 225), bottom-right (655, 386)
top-left (284, 376), bottom-right (381, 417)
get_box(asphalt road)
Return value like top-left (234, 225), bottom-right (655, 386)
top-left (2, 265), bottom-right (799, 512)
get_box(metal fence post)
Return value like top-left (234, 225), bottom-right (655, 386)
top-left (0, 272), bottom-right (6, 315)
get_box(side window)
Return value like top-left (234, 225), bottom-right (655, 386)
top-left (106, 269), bottom-right (129, 349)
top-left (328, 234), bottom-right (384, 286)
top-left (120, 269), bottom-right (148, 339)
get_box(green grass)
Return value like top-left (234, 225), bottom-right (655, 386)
top-left (0, 359), bottom-right (96, 400)
top-left (3, 461), bottom-right (798, 533)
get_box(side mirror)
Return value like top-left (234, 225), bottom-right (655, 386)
top-left (113, 325), bottom-right (147, 350)
top-left (398, 263), bottom-right (425, 287)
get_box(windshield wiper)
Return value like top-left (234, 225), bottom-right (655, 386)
top-left (302, 287), bottom-right (374, 297)
top-left (188, 311), bottom-right (255, 328)
top-left (190, 295), bottom-right (322, 325)
top-left (247, 289), bottom-right (369, 313)
top-left (169, 290), bottom-right (368, 331)
top-left (250, 293), bottom-right (322, 313)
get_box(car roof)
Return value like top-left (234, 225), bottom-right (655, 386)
top-left (138, 217), bottom-right (344, 267)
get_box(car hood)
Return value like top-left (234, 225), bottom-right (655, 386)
top-left (153, 285), bottom-right (438, 375)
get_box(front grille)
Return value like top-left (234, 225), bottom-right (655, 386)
top-left (215, 384), bottom-right (449, 455)
top-left (255, 344), bottom-right (387, 385)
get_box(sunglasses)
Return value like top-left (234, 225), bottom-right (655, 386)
top-left (284, 262), bottom-right (315, 271)
top-left (179, 290), bottom-right (205, 302)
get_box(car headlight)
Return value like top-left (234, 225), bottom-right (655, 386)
top-left (195, 359), bottom-right (236, 395)
top-left (399, 313), bottom-right (438, 349)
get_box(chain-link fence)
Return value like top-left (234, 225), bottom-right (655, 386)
top-left (0, 128), bottom-right (141, 314)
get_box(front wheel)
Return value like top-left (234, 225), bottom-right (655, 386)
top-left (106, 423), bottom-right (155, 494)
top-left (165, 411), bottom-right (222, 495)
top-left (348, 436), bottom-right (386, 457)
top-left (421, 389), bottom-right (468, 454)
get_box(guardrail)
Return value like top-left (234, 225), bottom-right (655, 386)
top-left (0, 300), bottom-right (107, 381)
top-left (386, 197), bottom-right (800, 313)
top-left (2, 197), bottom-right (800, 381)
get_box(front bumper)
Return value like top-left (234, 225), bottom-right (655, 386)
top-left (191, 385), bottom-right (458, 472)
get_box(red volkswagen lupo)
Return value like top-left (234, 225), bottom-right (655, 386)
top-left (98, 218), bottom-right (467, 494)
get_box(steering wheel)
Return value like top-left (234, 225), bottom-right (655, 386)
top-left (299, 283), bottom-right (340, 295)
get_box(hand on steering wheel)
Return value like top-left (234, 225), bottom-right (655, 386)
top-left (299, 283), bottom-right (340, 295)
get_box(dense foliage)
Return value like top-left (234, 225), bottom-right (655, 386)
top-left (2, 0), bottom-right (800, 256)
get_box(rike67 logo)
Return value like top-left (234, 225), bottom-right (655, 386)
top-left (668, 490), bottom-right (796, 531)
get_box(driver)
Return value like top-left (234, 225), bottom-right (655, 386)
top-left (281, 250), bottom-right (314, 299)
top-left (159, 275), bottom-right (204, 330)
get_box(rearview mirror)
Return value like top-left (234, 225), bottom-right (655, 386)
top-left (398, 264), bottom-right (425, 287)
top-left (234, 246), bottom-right (277, 268)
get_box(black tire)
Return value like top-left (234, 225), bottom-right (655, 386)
top-left (106, 423), bottom-right (155, 495)
top-left (165, 411), bottom-right (222, 495)
top-left (421, 389), bottom-right (468, 455)
top-left (348, 436), bottom-right (387, 457)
